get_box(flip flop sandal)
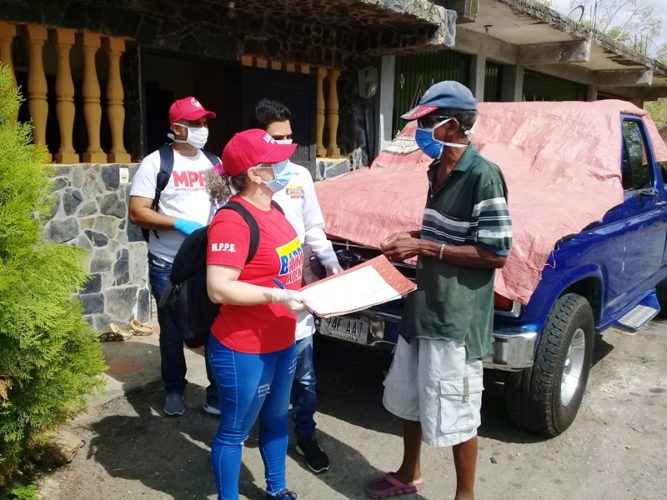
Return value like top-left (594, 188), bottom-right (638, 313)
top-left (129, 319), bottom-right (153, 335)
top-left (99, 330), bottom-right (130, 342)
top-left (109, 322), bottom-right (134, 339)
top-left (365, 472), bottom-right (422, 499)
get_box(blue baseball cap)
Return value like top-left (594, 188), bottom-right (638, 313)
top-left (401, 81), bottom-right (477, 121)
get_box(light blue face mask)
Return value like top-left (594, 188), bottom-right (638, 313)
top-left (265, 159), bottom-right (292, 193)
top-left (415, 118), bottom-right (467, 159)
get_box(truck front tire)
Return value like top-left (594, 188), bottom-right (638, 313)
top-left (505, 293), bottom-right (594, 437)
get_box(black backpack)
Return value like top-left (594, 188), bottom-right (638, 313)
top-left (158, 200), bottom-right (283, 348)
top-left (141, 144), bottom-right (220, 242)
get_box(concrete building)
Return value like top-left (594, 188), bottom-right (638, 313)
top-left (0, 0), bottom-right (664, 329)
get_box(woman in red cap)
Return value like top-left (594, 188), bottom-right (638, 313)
top-left (206, 129), bottom-right (305, 500)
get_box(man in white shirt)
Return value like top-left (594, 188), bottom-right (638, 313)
top-left (251, 99), bottom-right (342, 474)
top-left (129, 96), bottom-right (220, 417)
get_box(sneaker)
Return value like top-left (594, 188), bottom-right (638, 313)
top-left (202, 401), bottom-right (220, 416)
top-left (296, 438), bottom-right (329, 473)
top-left (164, 392), bottom-right (185, 416)
top-left (265, 488), bottom-right (297, 499)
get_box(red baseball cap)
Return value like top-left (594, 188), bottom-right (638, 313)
top-left (169, 96), bottom-right (216, 124)
top-left (221, 129), bottom-right (297, 177)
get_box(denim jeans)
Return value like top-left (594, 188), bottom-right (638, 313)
top-left (207, 335), bottom-right (297, 500)
top-left (292, 335), bottom-right (318, 441)
top-left (148, 252), bottom-right (217, 402)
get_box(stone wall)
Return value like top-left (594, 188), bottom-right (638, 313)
top-left (44, 164), bottom-right (150, 332)
top-left (43, 160), bottom-right (355, 333)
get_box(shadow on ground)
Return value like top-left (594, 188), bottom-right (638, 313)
top-left (86, 327), bottom-right (623, 498)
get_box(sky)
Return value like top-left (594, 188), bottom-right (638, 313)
top-left (549, 0), bottom-right (667, 57)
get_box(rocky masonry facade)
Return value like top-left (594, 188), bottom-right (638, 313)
top-left (43, 162), bottom-right (354, 332)
top-left (44, 164), bottom-right (150, 332)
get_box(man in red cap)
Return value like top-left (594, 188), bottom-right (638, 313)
top-left (129, 96), bottom-right (221, 417)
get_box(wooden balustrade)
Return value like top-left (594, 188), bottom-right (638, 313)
top-left (316, 67), bottom-right (327, 157)
top-left (0, 21), bottom-right (16, 89)
top-left (241, 54), bottom-right (341, 158)
top-left (52, 28), bottom-right (78, 163)
top-left (0, 21), bottom-right (131, 164)
top-left (26, 24), bottom-right (49, 150)
top-left (0, 21), bottom-right (17, 123)
top-left (80, 31), bottom-right (106, 163)
top-left (103, 37), bottom-right (130, 163)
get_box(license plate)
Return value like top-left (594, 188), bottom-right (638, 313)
top-left (319, 315), bottom-right (370, 345)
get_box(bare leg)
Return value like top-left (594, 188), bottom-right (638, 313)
top-left (394, 419), bottom-right (424, 484)
top-left (452, 436), bottom-right (478, 500)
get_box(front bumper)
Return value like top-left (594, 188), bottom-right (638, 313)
top-left (482, 330), bottom-right (537, 371)
top-left (317, 311), bottom-right (538, 371)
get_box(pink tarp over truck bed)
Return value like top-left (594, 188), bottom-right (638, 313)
top-left (315, 100), bottom-right (667, 304)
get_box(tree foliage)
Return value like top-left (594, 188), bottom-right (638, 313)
top-left (570, 0), bottom-right (662, 56)
top-left (0, 64), bottom-right (105, 485)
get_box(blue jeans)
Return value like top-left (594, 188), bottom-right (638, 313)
top-left (292, 336), bottom-right (318, 441)
top-left (207, 335), bottom-right (296, 500)
top-left (148, 253), bottom-right (217, 402)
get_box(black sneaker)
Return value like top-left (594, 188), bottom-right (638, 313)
top-left (296, 438), bottom-right (329, 473)
top-left (265, 488), bottom-right (297, 499)
top-left (164, 392), bottom-right (185, 416)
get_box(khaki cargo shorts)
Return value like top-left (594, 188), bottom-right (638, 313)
top-left (382, 335), bottom-right (484, 448)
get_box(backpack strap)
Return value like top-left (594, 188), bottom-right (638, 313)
top-left (145, 146), bottom-right (219, 242)
top-left (201, 149), bottom-right (221, 166)
top-left (221, 201), bottom-right (260, 265)
top-left (141, 144), bottom-right (175, 242)
top-left (219, 200), bottom-right (283, 264)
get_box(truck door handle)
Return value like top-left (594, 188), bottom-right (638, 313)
top-left (656, 201), bottom-right (667, 207)
top-left (638, 188), bottom-right (658, 197)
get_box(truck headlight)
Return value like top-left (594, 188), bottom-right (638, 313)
top-left (369, 316), bottom-right (385, 339)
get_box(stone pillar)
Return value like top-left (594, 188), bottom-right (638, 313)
top-left (586, 85), bottom-right (598, 102)
top-left (502, 65), bottom-right (525, 102)
top-left (379, 55), bottom-right (395, 150)
top-left (80, 32), bottom-right (106, 163)
top-left (326, 68), bottom-right (341, 158)
top-left (316, 67), bottom-right (327, 157)
top-left (52, 28), bottom-right (79, 164)
top-left (470, 53), bottom-right (487, 102)
top-left (0, 21), bottom-right (16, 89)
top-left (103, 37), bottom-right (130, 163)
top-left (26, 24), bottom-right (49, 151)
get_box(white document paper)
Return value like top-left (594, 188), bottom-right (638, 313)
top-left (300, 255), bottom-right (417, 318)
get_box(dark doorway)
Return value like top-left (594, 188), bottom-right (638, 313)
top-left (239, 66), bottom-right (317, 175)
top-left (141, 51), bottom-right (241, 158)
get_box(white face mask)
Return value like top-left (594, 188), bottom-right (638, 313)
top-left (168, 124), bottom-right (209, 149)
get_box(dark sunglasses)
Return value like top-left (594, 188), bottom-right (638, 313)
top-left (417, 115), bottom-right (450, 130)
top-left (270, 133), bottom-right (293, 141)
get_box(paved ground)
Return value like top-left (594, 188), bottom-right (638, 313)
top-left (37, 319), bottom-right (667, 500)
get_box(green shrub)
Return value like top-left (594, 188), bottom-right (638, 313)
top-left (0, 64), bottom-right (106, 484)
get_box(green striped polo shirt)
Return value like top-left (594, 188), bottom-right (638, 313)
top-left (401, 144), bottom-right (512, 359)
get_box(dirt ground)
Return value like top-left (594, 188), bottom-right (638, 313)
top-left (37, 321), bottom-right (667, 500)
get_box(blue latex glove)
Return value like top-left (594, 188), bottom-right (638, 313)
top-left (174, 218), bottom-right (203, 235)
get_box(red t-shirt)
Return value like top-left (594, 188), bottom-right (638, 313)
top-left (206, 196), bottom-right (303, 353)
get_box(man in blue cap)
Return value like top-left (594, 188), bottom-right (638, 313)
top-left (365, 81), bottom-right (512, 499)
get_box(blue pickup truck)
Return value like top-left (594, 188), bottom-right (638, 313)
top-left (315, 101), bottom-right (667, 437)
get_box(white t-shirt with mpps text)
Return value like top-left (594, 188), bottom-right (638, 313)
top-left (130, 148), bottom-right (214, 262)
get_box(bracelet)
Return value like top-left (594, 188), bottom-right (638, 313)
top-left (438, 243), bottom-right (446, 261)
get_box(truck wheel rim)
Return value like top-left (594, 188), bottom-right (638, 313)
top-left (561, 327), bottom-right (586, 406)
